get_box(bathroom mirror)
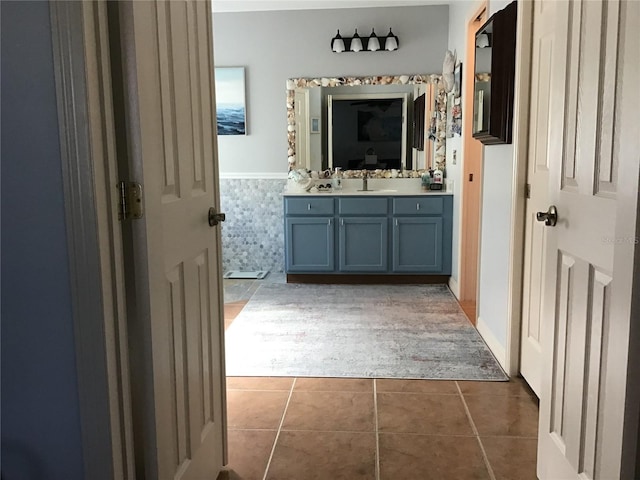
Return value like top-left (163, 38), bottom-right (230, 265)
top-left (287, 74), bottom-right (447, 177)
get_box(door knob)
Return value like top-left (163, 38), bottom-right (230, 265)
top-left (208, 207), bottom-right (226, 227)
top-left (536, 205), bottom-right (558, 227)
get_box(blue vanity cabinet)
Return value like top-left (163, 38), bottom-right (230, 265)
top-left (338, 217), bottom-right (388, 272)
top-left (337, 197), bottom-right (388, 272)
top-left (391, 196), bottom-right (453, 274)
top-left (284, 194), bottom-right (452, 275)
top-left (284, 197), bottom-right (335, 272)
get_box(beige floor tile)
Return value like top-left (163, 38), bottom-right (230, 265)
top-left (379, 433), bottom-right (490, 480)
top-left (376, 379), bottom-right (458, 394)
top-left (282, 391), bottom-right (374, 432)
top-left (464, 394), bottom-right (539, 437)
top-left (481, 436), bottom-right (538, 480)
top-left (294, 377), bottom-right (373, 392)
top-left (266, 431), bottom-right (376, 480)
top-left (227, 377), bottom-right (294, 391)
top-left (458, 377), bottom-right (536, 397)
top-left (224, 429), bottom-right (277, 480)
top-left (224, 301), bottom-right (247, 330)
top-left (227, 390), bottom-right (289, 430)
top-left (377, 392), bottom-right (473, 435)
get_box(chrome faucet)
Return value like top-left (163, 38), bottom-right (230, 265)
top-left (362, 171), bottom-right (368, 191)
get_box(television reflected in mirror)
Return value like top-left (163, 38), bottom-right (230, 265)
top-left (328, 93), bottom-right (408, 170)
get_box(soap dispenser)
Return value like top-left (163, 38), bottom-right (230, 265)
top-left (332, 167), bottom-right (343, 190)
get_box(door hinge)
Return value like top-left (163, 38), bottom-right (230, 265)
top-left (118, 181), bottom-right (144, 221)
top-left (525, 183), bottom-right (531, 199)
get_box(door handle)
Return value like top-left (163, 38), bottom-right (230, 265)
top-left (208, 207), bottom-right (226, 226)
top-left (536, 205), bottom-right (558, 227)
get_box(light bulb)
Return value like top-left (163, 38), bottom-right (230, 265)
top-left (385, 28), bottom-right (398, 51)
top-left (350, 29), bottom-right (363, 52)
top-left (331, 30), bottom-right (345, 53)
top-left (368, 29), bottom-right (380, 51)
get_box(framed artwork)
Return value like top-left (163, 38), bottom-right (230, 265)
top-left (453, 63), bottom-right (462, 98)
top-left (451, 98), bottom-right (462, 136)
top-left (310, 117), bottom-right (320, 134)
top-left (214, 67), bottom-right (246, 135)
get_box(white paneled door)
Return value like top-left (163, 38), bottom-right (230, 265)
top-left (115, 1), bottom-right (226, 479)
top-left (519, 0), bottom-right (555, 398)
top-left (537, 0), bottom-right (639, 478)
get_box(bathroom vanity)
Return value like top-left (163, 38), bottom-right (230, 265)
top-left (283, 181), bottom-right (453, 279)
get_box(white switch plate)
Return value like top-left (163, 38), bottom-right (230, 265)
top-left (452, 150), bottom-right (457, 165)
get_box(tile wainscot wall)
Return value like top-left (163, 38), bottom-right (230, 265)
top-left (220, 178), bottom-right (287, 274)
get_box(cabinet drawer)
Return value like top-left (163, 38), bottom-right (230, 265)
top-left (338, 197), bottom-right (388, 215)
top-left (285, 197), bottom-right (334, 215)
top-left (392, 197), bottom-right (444, 215)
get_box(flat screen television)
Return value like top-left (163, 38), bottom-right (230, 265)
top-left (329, 95), bottom-right (407, 170)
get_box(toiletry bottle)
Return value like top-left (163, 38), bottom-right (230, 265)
top-left (421, 172), bottom-right (431, 191)
top-left (332, 167), bottom-right (342, 190)
top-left (433, 168), bottom-right (443, 184)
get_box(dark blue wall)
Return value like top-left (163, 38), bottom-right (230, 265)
top-left (1, 2), bottom-right (85, 479)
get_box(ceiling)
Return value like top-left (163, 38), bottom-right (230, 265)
top-left (212, 0), bottom-right (448, 13)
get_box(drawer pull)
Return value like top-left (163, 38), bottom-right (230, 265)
top-left (307, 203), bottom-right (311, 211)
top-left (341, 218), bottom-right (344, 226)
top-left (328, 218), bottom-right (332, 226)
top-left (395, 219), bottom-right (398, 227)
top-left (417, 203), bottom-right (420, 210)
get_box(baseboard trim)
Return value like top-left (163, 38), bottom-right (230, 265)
top-left (219, 172), bottom-right (288, 179)
top-left (287, 274), bottom-right (449, 285)
top-left (476, 316), bottom-right (508, 372)
top-left (448, 276), bottom-right (460, 299)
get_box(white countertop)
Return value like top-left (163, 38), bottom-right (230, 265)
top-left (283, 178), bottom-right (453, 196)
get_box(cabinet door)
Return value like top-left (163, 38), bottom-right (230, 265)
top-left (393, 217), bottom-right (443, 273)
top-left (338, 217), bottom-right (388, 272)
top-left (285, 217), bottom-right (334, 272)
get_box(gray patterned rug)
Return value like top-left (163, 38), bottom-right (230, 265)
top-left (225, 283), bottom-right (507, 380)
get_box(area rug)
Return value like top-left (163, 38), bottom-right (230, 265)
top-left (225, 283), bottom-right (507, 380)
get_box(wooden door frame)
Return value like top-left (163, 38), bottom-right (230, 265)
top-left (458, 2), bottom-right (487, 320)
top-left (49, 1), bottom-right (135, 478)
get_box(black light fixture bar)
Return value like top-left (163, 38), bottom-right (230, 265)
top-left (331, 28), bottom-right (399, 53)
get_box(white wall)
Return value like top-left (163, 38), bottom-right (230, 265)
top-left (212, 5), bottom-right (449, 174)
top-left (476, 0), bottom-right (516, 355)
top-left (447, 0), bottom-right (518, 364)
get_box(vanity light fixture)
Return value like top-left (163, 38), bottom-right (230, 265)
top-left (331, 30), bottom-right (346, 53)
top-left (367, 29), bottom-right (380, 51)
top-left (330, 28), bottom-right (399, 53)
top-left (385, 28), bottom-right (399, 51)
top-left (350, 29), bottom-right (363, 52)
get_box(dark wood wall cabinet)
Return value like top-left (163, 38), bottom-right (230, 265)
top-left (472, 1), bottom-right (517, 145)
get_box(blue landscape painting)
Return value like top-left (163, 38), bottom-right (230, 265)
top-left (217, 104), bottom-right (246, 135)
top-left (215, 67), bottom-right (246, 135)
